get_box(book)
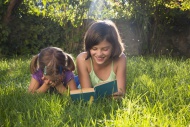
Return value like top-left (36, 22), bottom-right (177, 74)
top-left (70, 80), bottom-right (118, 101)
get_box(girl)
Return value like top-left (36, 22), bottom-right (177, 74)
top-left (28, 46), bottom-right (77, 94)
top-left (76, 20), bottom-right (126, 97)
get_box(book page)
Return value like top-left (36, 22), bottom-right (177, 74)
top-left (70, 88), bottom-right (94, 94)
top-left (94, 79), bottom-right (117, 87)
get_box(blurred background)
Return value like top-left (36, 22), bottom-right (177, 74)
top-left (1, 0), bottom-right (190, 58)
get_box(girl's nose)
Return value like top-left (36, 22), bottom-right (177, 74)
top-left (97, 49), bottom-right (103, 56)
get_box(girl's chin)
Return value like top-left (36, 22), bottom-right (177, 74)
top-left (95, 58), bottom-right (106, 64)
top-left (96, 61), bottom-right (104, 65)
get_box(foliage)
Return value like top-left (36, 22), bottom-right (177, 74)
top-left (0, 1), bottom-right (10, 57)
top-left (0, 0), bottom-right (92, 56)
top-left (0, 24), bottom-right (10, 56)
top-left (86, 0), bottom-right (117, 20)
top-left (0, 56), bottom-right (189, 126)
top-left (0, 0), bottom-right (190, 56)
top-left (7, 16), bottom-right (60, 55)
top-left (111, 0), bottom-right (190, 54)
top-left (22, 0), bottom-right (92, 27)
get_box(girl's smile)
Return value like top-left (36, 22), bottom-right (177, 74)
top-left (90, 40), bottom-right (112, 65)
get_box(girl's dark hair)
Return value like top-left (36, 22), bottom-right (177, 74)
top-left (84, 20), bottom-right (125, 60)
top-left (30, 47), bottom-right (75, 80)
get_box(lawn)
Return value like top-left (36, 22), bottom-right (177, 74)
top-left (0, 56), bottom-right (189, 127)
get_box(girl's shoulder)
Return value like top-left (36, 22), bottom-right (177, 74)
top-left (76, 52), bottom-right (87, 60)
top-left (33, 69), bottom-right (43, 76)
top-left (114, 53), bottom-right (127, 72)
top-left (113, 53), bottom-right (126, 68)
top-left (114, 53), bottom-right (126, 62)
top-left (76, 52), bottom-right (91, 63)
top-left (76, 52), bottom-right (91, 71)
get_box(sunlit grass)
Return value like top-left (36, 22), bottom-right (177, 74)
top-left (0, 56), bottom-right (189, 126)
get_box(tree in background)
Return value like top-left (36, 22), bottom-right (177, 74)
top-left (112, 0), bottom-right (190, 56)
top-left (0, 0), bottom-right (92, 56)
top-left (0, 0), bottom-right (190, 57)
top-left (3, 0), bottom-right (23, 24)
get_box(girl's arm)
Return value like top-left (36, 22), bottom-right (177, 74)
top-left (114, 53), bottom-right (127, 97)
top-left (55, 82), bottom-right (67, 94)
top-left (67, 79), bottom-right (77, 90)
top-left (55, 79), bottom-right (77, 94)
top-left (76, 52), bottom-right (92, 88)
top-left (28, 77), bottom-right (50, 93)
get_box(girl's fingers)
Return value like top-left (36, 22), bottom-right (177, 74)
top-left (49, 81), bottom-right (57, 87)
top-left (49, 81), bottom-right (54, 86)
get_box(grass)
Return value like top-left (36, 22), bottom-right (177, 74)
top-left (0, 56), bottom-right (189, 127)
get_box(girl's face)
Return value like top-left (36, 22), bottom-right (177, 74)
top-left (90, 40), bottom-right (112, 65)
top-left (42, 74), bottom-right (64, 87)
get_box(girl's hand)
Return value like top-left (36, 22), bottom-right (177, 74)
top-left (55, 82), bottom-right (67, 94)
top-left (42, 76), bottom-right (56, 87)
top-left (50, 75), bottom-right (64, 87)
top-left (42, 74), bottom-right (64, 88)
top-left (42, 76), bottom-right (50, 85)
top-left (113, 91), bottom-right (124, 97)
top-left (47, 79), bottom-right (63, 87)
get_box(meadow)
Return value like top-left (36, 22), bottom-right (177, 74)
top-left (0, 56), bottom-right (189, 127)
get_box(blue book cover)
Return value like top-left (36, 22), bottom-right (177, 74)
top-left (70, 80), bottom-right (118, 101)
top-left (94, 80), bottom-right (118, 98)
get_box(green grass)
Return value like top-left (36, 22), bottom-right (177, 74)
top-left (0, 56), bottom-right (189, 127)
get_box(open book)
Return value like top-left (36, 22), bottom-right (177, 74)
top-left (70, 80), bottom-right (118, 101)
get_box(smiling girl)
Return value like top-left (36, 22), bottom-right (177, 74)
top-left (76, 20), bottom-right (126, 97)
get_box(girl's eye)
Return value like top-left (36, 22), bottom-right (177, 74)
top-left (91, 48), bottom-right (97, 50)
top-left (102, 48), bottom-right (109, 51)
